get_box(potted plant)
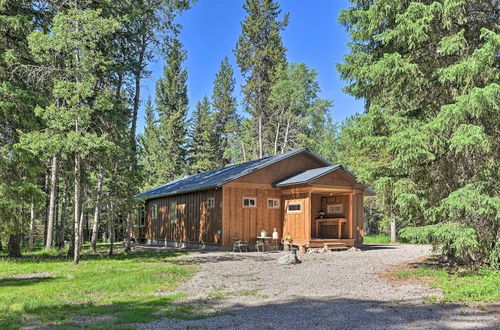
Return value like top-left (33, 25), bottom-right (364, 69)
top-left (283, 234), bottom-right (292, 251)
top-left (260, 229), bottom-right (267, 237)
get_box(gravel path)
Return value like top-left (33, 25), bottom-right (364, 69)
top-left (141, 245), bottom-right (499, 329)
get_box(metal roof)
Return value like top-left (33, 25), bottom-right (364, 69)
top-left (272, 165), bottom-right (341, 187)
top-left (134, 148), bottom-right (331, 200)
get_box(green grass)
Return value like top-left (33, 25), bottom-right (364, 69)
top-left (0, 245), bottom-right (198, 329)
top-left (364, 234), bottom-right (392, 244)
top-left (394, 265), bottom-right (500, 302)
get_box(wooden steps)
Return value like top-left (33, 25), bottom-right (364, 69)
top-left (323, 242), bottom-right (348, 251)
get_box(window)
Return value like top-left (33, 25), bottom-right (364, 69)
top-left (207, 196), bottom-right (215, 208)
top-left (137, 206), bottom-right (145, 227)
top-left (170, 201), bottom-right (177, 224)
top-left (327, 204), bottom-right (343, 214)
top-left (151, 204), bottom-right (158, 221)
top-left (243, 197), bottom-right (257, 207)
top-left (287, 202), bottom-right (302, 213)
top-left (267, 198), bottom-right (280, 208)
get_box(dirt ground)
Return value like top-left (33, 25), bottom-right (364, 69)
top-left (139, 244), bottom-right (499, 329)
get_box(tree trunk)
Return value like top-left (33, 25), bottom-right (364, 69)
top-left (57, 180), bottom-right (67, 248)
top-left (258, 115), bottom-right (263, 158)
top-left (91, 166), bottom-right (103, 253)
top-left (29, 200), bottom-right (35, 250)
top-left (8, 233), bottom-right (22, 257)
top-left (281, 117), bottom-right (291, 153)
top-left (73, 152), bottom-right (82, 265)
top-left (124, 211), bottom-right (132, 252)
top-left (390, 212), bottom-right (397, 243)
top-left (46, 155), bottom-right (58, 249)
top-left (108, 200), bottom-right (115, 256)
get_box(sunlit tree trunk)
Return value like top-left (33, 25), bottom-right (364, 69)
top-left (46, 154), bottom-right (58, 249)
top-left (29, 199), bottom-right (35, 250)
top-left (91, 166), bottom-right (103, 253)
top-left (73, 152), bottom-right (82, 265)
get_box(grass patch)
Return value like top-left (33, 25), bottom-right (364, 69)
top-left (364, 234), bottom-right (392, 244)
top-left (393, 265), bottom-right (500, 302)
top-left (0, 246), bottom-right (198, 329)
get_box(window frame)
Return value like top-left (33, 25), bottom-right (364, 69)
top-left (267, 198), bottom-right (280, 209)
top-left (287, 201), bottom-right (302, 213)
top-left (242, 197), bottom-right (257, 208)
top-left (327, 204), bottom-right (343, 214)
top-left (207, 196), bottom-right (215, 209)
top-left (137, 206), bottom-right (145, 227)
top-left (151, 204), bottom-right (158, 221)
top-left (170, 201), bottom-right (178, 224)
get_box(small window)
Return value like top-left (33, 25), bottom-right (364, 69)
top-left (137, 206), bottom-right (145, 227)
top-left (287, 202), bottom-right (302, 213)
top-left (267, 198), bottom-right (280, 209)
top-left (151, 204), bottom-right (158, 221)
top-left (170, 201), bottom-right (177, 224)
top-left (327, 204), bottom-right (343, 214)
top-left (243, 197), bottom-right (256, 207)
top-left (207, 196), bottom-right (215, 208)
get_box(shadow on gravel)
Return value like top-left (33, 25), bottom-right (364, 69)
top-left (143, 296), bottom-right (499, 329)
top-left (360, 244), bottom-right (399, 251)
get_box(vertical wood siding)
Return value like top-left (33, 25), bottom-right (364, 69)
top-left (141, 189), bottom-right (222, 245)
top-left (221, 186), bottom-right (282, 246)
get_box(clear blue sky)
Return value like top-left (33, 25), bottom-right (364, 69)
top-left (137, 0), bottom-right (364, 133)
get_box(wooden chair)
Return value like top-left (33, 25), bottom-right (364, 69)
top-left (232, 238), bottom-right (248, 252)
top-left (255, 239), bottom-right (270, 252)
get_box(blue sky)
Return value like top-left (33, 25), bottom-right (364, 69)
top-left (137, 0), bottom-right (364, 133)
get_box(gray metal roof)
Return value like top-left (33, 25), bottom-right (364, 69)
top-left (272, 165), bottom-right (341, 187)
top-left (135, 148), bottom-right (331, 200)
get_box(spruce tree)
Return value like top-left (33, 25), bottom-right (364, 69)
top-left (188, 96), bottom-right (217, 174)
top-left (234, 0), bottom-right (288, 158)
top-left (337, 0), bottom-right (499, 264)
top-left (155, 38), bottom-right (188, 181)
top-left (211, 57), bottom-right (239, 167)
top-left (139, 99), bottom-right (163, 190)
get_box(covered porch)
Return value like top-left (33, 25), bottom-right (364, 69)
top-left (280, 186), bottom-right (364, 249)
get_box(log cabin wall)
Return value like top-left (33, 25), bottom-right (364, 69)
top-left (143, 188), bottom-right (222, 245)
top-left (221, 185), bottom-right (282, 246)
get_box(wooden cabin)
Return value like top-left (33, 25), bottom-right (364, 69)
top-left (133, 148), bottom-right (373, 250)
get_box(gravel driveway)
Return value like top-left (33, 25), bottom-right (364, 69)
top-left (141, 245), bottom-right (499, 329)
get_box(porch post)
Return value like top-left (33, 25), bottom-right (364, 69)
top-left (306, 190), bottom-right (312, 244)
top-left (348, 192), bottom-right (354, 239)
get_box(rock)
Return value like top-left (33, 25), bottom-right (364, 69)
top-left (277, 254), bottom-right (302, 265)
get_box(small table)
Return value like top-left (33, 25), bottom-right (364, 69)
top-left (315, 218), bottom-right (347, 239)
top-left (256, 236), bottom-right (272, 252)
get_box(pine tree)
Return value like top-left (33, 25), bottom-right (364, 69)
top-left (155, 38), bottom-right (189, 181)
top-left (139, 99), bottom-right (163, 190)
top-left (211, 57), bottom-right (239, 167)
top-left (268, 63), bottom-right (333, 156)
top-left (337, 0), bottom-right (499, 264)
top-left (234, 0), bottom-right (288, 158)
top-left (188, 96), bottom-right (217, 174)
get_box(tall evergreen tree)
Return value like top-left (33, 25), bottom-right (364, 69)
top-left (268, 63), bottom-right (333, 156)
top-left (234, 0), bottom-right (288, 158)
top-left (155, 37), bottom-right (188, 181)
top-left (22, 6), bottom-right (118, 264)
top-left (139, 99), bottom-right (163, 190)
top-left (337, 0), bottom-right (499, 264)
top-left (211, 56), bottom-right (239, 167)
top-left (188, 96), bottom-right (217, 174)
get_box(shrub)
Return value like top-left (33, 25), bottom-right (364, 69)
top-left (399, 223), bottom-right (480, 265)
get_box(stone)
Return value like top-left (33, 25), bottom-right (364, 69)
top-left (277, 254), bottom-right (302, 265)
